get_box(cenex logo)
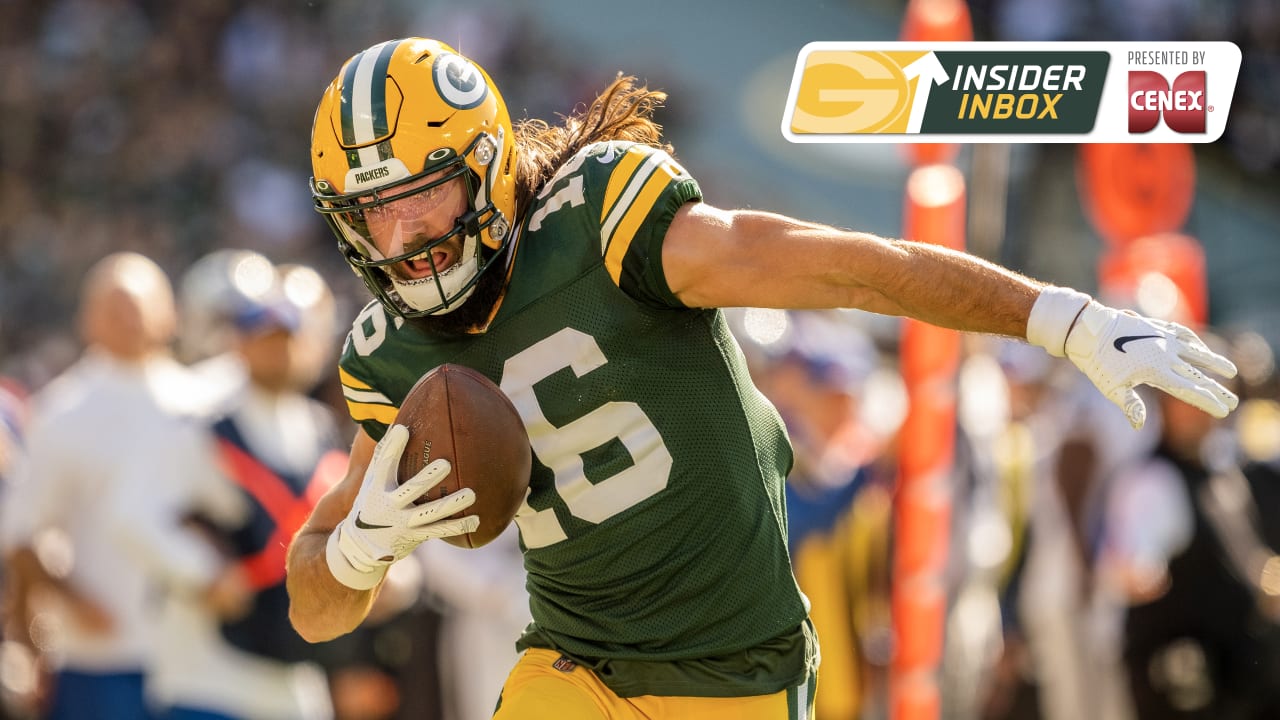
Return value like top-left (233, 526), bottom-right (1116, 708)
top-left (1128, 71), bottom-right (1207, 134)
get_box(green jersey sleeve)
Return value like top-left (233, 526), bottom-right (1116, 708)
top-left (573, 141), bottom-right (702, 308)
top-left (336, 300), bottom-right (401, 441)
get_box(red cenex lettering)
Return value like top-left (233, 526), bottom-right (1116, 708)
top-left (1128, 70), bottom-right (1206, 134)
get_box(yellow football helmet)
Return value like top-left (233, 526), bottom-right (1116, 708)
top-left (310, 38), bottom-right (516, 317)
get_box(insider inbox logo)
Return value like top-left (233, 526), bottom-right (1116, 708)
top-left (781, 42), bottom-right (1240, 144)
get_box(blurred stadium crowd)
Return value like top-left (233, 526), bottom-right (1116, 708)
top-left (0, 0), bottom-right (606, 388)
top-left (0, 1), bottom-right (1277, 719)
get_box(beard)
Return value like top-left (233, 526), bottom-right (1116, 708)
top-left (403, 245), bottom-right (511, 337)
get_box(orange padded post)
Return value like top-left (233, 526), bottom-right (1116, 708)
top-left (893, 164), bottom-right (965, 720)
top-left (899, 0), bottom-right (972, 167)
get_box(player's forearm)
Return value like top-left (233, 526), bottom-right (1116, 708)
top-left (285, 528), bottom-right (378, 642)
top-left (285, 427), bottom-right (383, 641)
top-left (855, 238), bottom-right (1041, 337)
top-left (666, 206), bottom-right (1042, 335)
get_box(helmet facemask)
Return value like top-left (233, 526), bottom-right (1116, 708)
top-left (313, 132), bottom-right (513, 318)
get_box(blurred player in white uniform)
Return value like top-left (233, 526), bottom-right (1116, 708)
top-left (0, 253), bottom-right (202, 720)
top-left (124, 254), bottom-right (345, 720)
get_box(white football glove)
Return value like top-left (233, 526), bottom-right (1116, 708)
top-left (1028, 287), bottom-right (1239, 429)
top-left (326, 424), bottom-right (479, 589)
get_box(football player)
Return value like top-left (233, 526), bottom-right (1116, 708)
top-left (286, 38), bottom-right (1238, 719)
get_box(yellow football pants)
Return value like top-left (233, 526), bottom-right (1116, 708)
top-left (492, 648), bottom-right (817, 719)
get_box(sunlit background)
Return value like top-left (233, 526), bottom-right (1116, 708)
top-left (0, 2), bottom-right (1278, 720)
top-left (1, 0), bottom-right (1276, 384)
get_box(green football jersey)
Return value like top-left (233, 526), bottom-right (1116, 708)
top-left (338, 141), bottom-right (814, 696)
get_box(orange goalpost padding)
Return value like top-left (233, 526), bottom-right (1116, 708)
top-left (892, 164), bottom-right (966, 720)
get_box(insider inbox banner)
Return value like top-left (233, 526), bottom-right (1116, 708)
top-left (780, 42), bottom-right (1241, 144)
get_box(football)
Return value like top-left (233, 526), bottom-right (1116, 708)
top-left (394, 364), bottom-right (532, 548)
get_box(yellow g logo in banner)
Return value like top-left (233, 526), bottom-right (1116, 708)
top-left (790, 50), bottom-right (932, 134)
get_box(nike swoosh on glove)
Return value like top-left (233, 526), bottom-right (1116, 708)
top-left (1064, 301), bottom-right (1239, 429)
top-left (326, 424), bottom-right (479, 589)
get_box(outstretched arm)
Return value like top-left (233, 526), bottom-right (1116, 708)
top-left (663, 202), bottom-right (1237, 428)
top-left (664, 203), bottom-right (1038, 334)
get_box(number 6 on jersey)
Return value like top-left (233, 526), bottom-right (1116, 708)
top-left (501, 328), bottom-right (673, 549)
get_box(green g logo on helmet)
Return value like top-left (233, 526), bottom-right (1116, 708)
top-left (434, 53), bottom-right (488, 109)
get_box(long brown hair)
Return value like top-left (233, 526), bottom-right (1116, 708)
top-left (511, 75), bottom-right (673, 215)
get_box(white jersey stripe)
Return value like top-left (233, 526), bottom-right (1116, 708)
top-left (599, 150), bottom-right (665, 254)
top-left (342, 386), bottom-right (393, 405)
